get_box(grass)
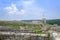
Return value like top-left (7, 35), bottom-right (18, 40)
top-left (35, 31), bottom-right (46, 34)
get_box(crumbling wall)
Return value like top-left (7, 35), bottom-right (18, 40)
top-left (0, 34), bottom-right (48, 40)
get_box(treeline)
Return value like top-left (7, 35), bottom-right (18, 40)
top-left (47, 19), bottom-right (60, 25)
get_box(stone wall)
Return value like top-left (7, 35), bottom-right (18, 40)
top-left (0, 34), bottom-right (48, 40)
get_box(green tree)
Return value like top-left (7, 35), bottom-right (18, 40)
top-left (48, 22), bottom-right (54, 25)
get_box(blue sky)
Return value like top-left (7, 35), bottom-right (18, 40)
top-left (0, 0), bottom-right (60, 20)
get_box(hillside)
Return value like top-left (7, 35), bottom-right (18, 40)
top-left (46, 19), bottom-right (60, 25)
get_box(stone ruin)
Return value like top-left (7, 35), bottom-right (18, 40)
top-left (0, 26), bottom-right (48, 40)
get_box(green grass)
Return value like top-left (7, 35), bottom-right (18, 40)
top-left (35, 31), bottom-right (46, 34)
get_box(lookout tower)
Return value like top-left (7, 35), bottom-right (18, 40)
top-left (42, 13), bottom-right (46, 26)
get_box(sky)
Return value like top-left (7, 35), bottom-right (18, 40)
top-left (0, 0), bottom-right (60, 20)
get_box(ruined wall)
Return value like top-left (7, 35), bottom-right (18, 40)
top-left (0, 34), bottom-right (48, 40)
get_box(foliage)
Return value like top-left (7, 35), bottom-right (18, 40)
top-left (35, 31), bottom-right (46, 34)
top-left (47, 19), bottom-right (60, 25)
top-left (48, 22), bottom-right (54, 25)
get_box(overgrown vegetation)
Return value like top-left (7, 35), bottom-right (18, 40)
top-left (35, 31), bottom-right (46, 34)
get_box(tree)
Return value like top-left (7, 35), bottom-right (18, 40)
top-left (48, 22), bottom-right (54, 25)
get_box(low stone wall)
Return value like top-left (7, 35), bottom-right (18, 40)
top-left (0, 34), bottom-right (48, 40)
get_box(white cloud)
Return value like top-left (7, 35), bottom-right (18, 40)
top-left (4, 4), bottom-right (26, 15)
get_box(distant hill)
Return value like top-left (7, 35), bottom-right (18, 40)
top-left (0, 19), bottom-right (60, 26)
top-left (46, 19), bottom-right (60, 25)
top-left (21, 20), bottom-right (41, 22)
top-left (22, 19), bottom-right (60, 25)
